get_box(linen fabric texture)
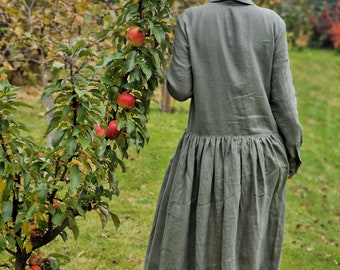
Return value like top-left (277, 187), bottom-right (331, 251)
top-left (144, 0), bottom-right (303, 269)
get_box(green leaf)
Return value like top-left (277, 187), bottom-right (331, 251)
top-left (78, 133), bottom-right (90, 150)
top-left (108, 171), bottom-right (119, 195)
top-left (125, 4), bottom-right (139, 22)
top-left (77, 48), bottom-right (92, 58)
top-left (52, 61), bottom-right (65, 69)
top-left (52, 211), bottom-right (63, 226)
top-left (15, 235), bottom-right (23, 250)
top-left (126, 119), bottom-right (136, 134)
top-left (103, 52), bottom-right (124, 66)
top-left (0, 119), bottom-right (9, 132)
top-left (48, 256), bottom-right (59, 269)
top-left (109, 210), bottom-right (120, 229)
top-left (96, 29), bottom-right (110, 40)
top-left (1, 200), bottom-right (13, 223)
top-left (70, 223), bottom-right (80, 240)
top-left (96, 139), bottom-right (107, 159)
top-left (150, 49), bottom-right (161, 67)
top-left (59, 44), bottom-right (72, 56)
top-left (25, 204), bottom-right (37, 219)
top-left (52, 129), bottom-right (65, 148)
top-left (117, 159), bottom-right (126, 173)
top-left (0, 234), bottom-right (6, 252)
top-left (126, 50), bottom-right (137, 72)
top-left (72, 39), bottom-right (87, 53)
top-left (152, 26), bottom-right (166, 45)
top-left (97, 204), bottom-right (109, 228)
top-left (41, 80), bottom-right (62, 103)
top-left (48, 253), bottom-right (71, 265)
top-left (47, 116), bottom-right (61, 134)
top-left (65, 136), bottom-right (77, 158)
top-left (77, 103), bottom-right (86, 123)
top-left (60, 231), bottom-right (68, 242)
top-left (69, 164), bottom-right (81, 194)
top-left (38, 183), bottom-right (48, 202)
top-left (7, 234), bottom-right (16, 248)
top-left (138, 61), bottom-right (153, 81)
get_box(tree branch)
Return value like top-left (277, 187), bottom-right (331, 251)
top-left (138, 0), bottom-right (143, 20)
top-left (5, 247), bottom-right (16, 256)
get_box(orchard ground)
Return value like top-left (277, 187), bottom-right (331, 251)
top-left (3, 49), bottom-right (340, 269)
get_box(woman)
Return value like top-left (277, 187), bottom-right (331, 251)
top-left (144, 0), bottom-right (303, 269)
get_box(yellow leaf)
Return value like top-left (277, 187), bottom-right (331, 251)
top-left (87, 158), bottom-right (97, 172)
top-left (21, 221), bottom-right (30, 235)
top-left (0, 180), bottom-right (6, 193)
top-left (25, 240), bottom-right (33, 253)
top-left (43, 18), bottom-right (50, 25)
top-left (0, 73), bottom-right (8, 80)
top-left (75, 15), bottom-right (84, 25)
top-left (2, 60), bottom-right (15, 70)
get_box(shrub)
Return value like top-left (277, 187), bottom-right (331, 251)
top-left (328, 21), bottom-right (340, 49)
top-left (310, 0), bottom-right (340, 48)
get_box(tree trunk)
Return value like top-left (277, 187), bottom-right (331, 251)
top-left (161, 83), bottom-right (171, 113)
top-left (45, 95), bottom-right (56, 147)
top-left (15, 252), bottom-right (30, 270)
top-left (38, 53), bottom-right (55, 148)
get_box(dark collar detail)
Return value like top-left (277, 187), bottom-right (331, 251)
top-left (211, 0), bottom-right (254, 4)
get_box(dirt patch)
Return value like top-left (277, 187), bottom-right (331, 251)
top-left (16, 86), bottom-right (44, 104)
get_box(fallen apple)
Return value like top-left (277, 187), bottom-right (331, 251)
top-left (117, 93), bottom-right (135, 109)
top-left (126, 26), bottom-right (145, 47)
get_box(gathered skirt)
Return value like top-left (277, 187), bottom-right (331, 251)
top-left (144, 130), bottom-right (289, 270)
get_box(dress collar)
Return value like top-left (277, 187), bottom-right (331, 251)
top-left (210, 0), bottom-right (254, 4)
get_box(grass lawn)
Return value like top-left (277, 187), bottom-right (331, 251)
top-left (2, 49), bottom-right (340, 269)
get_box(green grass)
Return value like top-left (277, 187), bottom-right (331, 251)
top-left (3, 49), bottom-right (340, 269)
top-left (282, 49), bottom-right (340, 270)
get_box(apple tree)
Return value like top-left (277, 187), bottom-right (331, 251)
top-left (0, 0), bottom-right (174, 269)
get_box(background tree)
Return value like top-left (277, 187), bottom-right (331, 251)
top-left (0, 0), bottom-right (117, 86)
top-left (309, 0), bottom-right (340, 48)
top-left (276, 0), bottom-right (314, 48)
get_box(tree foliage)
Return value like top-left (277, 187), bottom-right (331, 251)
top-left (0, 0), bottom-right (174, 269)
top-left (0, 0), bottom-right (116, 85)
top-left (309, 0), bottom-right (340, 48)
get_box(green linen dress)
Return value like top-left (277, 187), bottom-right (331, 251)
top-left (144, 0), bottom-right (303, 269)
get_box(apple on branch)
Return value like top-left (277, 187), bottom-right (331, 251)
top-left (53, 200), bottom-right (59, 210)
top-left (126, 26), bottom-right (145, 47)
top-left (105, 120), bottom-right (121, 140)
top-left (30, 266), bottom-right (41, 270)
top-left (93, 124), bottom-right (106, 138)
top-left (117, 93), bottom-right (136, 109)
top-left (29, 255), bottom-right (43, 267)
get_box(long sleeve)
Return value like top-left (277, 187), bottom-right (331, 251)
top-left (166, 15), bottom-right (193, 101)
top-left (270, 21), bottom-right (303, 176)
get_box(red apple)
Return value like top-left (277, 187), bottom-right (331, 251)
top-left (126, 26), bottom-right (145, 47)
top-left (29, 255), bottom-right (43, 266)
top-left (117, 93), bottom-right (135, 109)
top-left (53, 200), bottom-right (59, 210)
top-left (36, 152), bottom-right (44, 158)
top-left (94, 124), bottom-right (105, 138)
top-left (30, 228), bottom-right (43, 239)
top-left (30, 266), bottom-right (41, 270)
top-left (105, 120), bottom-right (121, 140)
